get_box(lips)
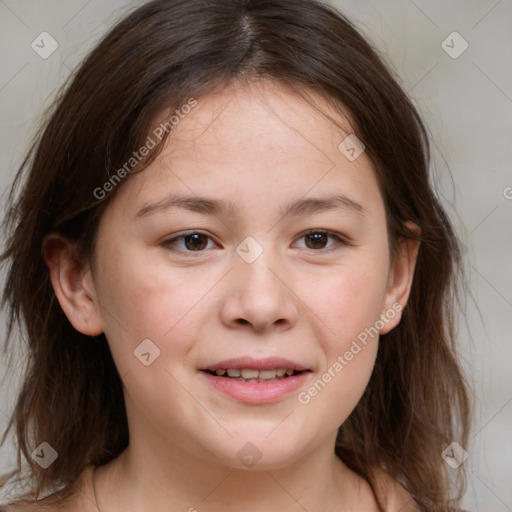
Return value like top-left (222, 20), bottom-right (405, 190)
top-left (200, 356), bottom-right (310, 373)
top-left (200, 369), bottom-right (310, 403)
top-left (198, 356), bottom-right (312, 403)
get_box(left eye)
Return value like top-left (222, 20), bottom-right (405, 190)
top-left (292, 230), bottom-right (345, 251)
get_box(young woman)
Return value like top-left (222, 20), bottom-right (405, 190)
top-left (0, 0), bottom-right (471, 510)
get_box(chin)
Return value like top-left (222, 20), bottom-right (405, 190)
top-left (210, 437), bottom-right (308, 471)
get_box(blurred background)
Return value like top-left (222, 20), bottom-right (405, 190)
top-left (0, 0), bottom-right (511, 509)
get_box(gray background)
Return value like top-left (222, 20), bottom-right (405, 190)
top-left (0, 0), bottom-right (511, 509)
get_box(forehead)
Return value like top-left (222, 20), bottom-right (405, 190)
top-left (107, 80), bottom-right (384, 222)
top-left (168, 80), bottom-right (354, 162)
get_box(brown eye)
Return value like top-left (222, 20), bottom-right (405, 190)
top-left (293, 230), bottom-right (346, 252)
top-left (305, 232), bottom-right (328, 249)
top-left (182, 233), bottom-right (208, 250)
top-left (164, 232), bottom-right (215, 252)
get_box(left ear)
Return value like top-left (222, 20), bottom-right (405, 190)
top-left (379, 222), bottom-right (421, 335)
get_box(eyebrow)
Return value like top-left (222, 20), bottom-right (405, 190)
top-left (134, 193), bottom-right (365, 220)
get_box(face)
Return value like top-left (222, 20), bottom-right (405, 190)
top-left (69, 81), bottom-right (413, 470)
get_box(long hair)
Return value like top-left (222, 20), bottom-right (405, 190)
top-left (1, 0), bottom-right (471, 509)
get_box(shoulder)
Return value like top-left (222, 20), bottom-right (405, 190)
top-left (1, 465), bottom-right (97, 512)
top-left (368, 466), bottom-right (421, 512)
top-left (369, 467), bottom-right (475, 512)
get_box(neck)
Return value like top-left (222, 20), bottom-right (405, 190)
top-left (94, 439), bottom-right (371, 511)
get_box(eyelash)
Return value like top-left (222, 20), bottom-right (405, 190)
top-left (162, 229), bottom-right (348, 255)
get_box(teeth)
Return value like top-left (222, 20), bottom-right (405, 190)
top-left (258, 369), bottom-right (277, 379)
top-left (214, 368), bottom-right (296, 380)
top-left (240, 369), bottom-right (259, 379)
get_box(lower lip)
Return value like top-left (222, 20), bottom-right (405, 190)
top-left (200, 371), bottom-right (310, 404)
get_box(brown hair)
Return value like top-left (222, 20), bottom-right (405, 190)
top-left (1, 0), bottom-right (471, 509)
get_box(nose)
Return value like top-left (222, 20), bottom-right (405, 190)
top-left (219, 250), bottom-right (300, 333)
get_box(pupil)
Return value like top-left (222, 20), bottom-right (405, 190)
top-left (185, 234), bottom-right (207, 251)
top-left (307, 232), bottom-right (327, 249)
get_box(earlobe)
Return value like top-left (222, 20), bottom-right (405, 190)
top-left (42, 234), bottom-right (104, 336)
top-left (379, 222), bottom-right (421, 335)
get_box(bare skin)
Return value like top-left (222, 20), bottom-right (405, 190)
top-left (32, 80), bottom-right (420, 512)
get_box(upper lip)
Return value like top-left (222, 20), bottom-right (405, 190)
top-left (200, 356), bottom-right (310, 372)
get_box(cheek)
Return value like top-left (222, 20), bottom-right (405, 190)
top-left (294, 268), bottom-right (383, 429)
top-left (298, 344), bottom-right (377, 436)
top-left (93, 244), bottom-right (207, 373)
top-left (291, 253), bottom-right (387, 411)
top-left (296, 256), bottom-right (390, 347)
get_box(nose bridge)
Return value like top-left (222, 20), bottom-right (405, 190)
top-left (239, 249), bottom-right (281, 298)
top-left (220, 237), bottom-right (299, 331)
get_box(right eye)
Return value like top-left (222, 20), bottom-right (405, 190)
top-left (162, 231), bottom-right (218, 253)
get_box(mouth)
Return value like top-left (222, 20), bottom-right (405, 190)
top-left (200, 356), bottom-right (310, 381)
top-left (201, 367), bottom-right (305, 383)
top-left (199, 357), bottom-right (312, 403)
